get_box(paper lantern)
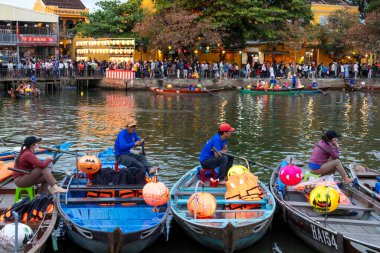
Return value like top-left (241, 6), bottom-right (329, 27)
top-left (310, 185), bottom-right (339, 213)
top-left (247, 85), bottom-right (252, 89)
top-left (227, 165), bottom-right (249, 179)
top-left (126, 40), bottom-right (130, 45)
top-left (0, 223), bottom-right (33, 251)
top-left (279, 164), bottom-right (303, 186)
top-left (187, 192), bottom-right (216, 218)
top-left (77, 156), bottom-right (101, 175)
top-left (143, 182), bottom-right (169, 211)
top-left (167, 84), bottom-right (173, 89)
top-left (197, 84), bottom-right (202, 88)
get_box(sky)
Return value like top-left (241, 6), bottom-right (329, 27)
top-left (0, 0), bottom-right (127, 12)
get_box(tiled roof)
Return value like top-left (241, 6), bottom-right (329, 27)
top-left (41, 0), bottom-right (86, 10)
top-left (311, 0), bottom-right (355, 5)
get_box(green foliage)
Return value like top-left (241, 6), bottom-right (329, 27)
top-left (353, 0), bottom-right (380, 17)
top-left (73, 0), bottom-right (144, 38)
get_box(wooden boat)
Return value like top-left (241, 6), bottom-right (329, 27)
top-left (8, 88), bottom-right (41, 99)
top-left (300, 87), bottom-right (329, 94)
top-left (270, 155), bottom-right (380, 253)
top-left (239, 87), bottom-right (303, 95)
top-left (348, 162), bottom-right (380, 200)
top-left (0, 141), bottom-right (72, 253)
top-left (57, 148), bottom-right (169, 253)
top-left (149, 87), bottom-right (223, 96)
top-left (344, 83), bottom-right (362, 92)
top-left (170, 165), bottom-right (276, 253)
top-left (0, 148), bottom-right (47, 161)
top-left (362, 86), bottom-right (380, 91)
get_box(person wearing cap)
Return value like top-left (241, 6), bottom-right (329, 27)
top-left (308, 130), bottom-right (354, 184)
top-left (199, 123), bottom-right (235, 184)
top-left (114, 119), bottom-right (157, 183)
top-left (13, 136), bottom-right (68, 194)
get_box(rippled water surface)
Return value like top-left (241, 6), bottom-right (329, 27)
top-left (0, 89), bottom-right (379, 252)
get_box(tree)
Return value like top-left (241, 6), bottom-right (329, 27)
top-left (73, 0), bottom-right (144, 38)
top-left (353, 0), bottom-right (380, 17)
top-left (133, 7), bottom-right (222, 59)
top-left (316, 10), bottom-right (359, 61)
top-left (155, 0), bottom-right (313, 48)
top-left (348, 11), bottom-right (380, 54)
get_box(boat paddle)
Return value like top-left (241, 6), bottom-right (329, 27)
top-left (211, 147), bottom-right (271, 170)
top-left (0, 138), bottom-right (82, 156)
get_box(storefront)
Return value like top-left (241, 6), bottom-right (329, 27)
top-left (18, 35), bottom-right (58, 60)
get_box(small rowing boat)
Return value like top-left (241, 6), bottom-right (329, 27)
top-left (348, 162), bottom-right (380, 200)
top-left (344, 83), bottom-right (362, 92)
top-left (0, 141), bottom-right (72, 253)
top-left (270, 155), bottom-right (380, 253)
top-left (170, 165), bottom-right (275, 253)
top-left (239, 87), bottom-right (303, 95)
top-left (57, 148), bottom-right (169, 253)
top-left (149, 87), bottom-right (223, 96)
top-left (301, 87), bottom-right (329, 94)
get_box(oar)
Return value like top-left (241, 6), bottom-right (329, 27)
top-left (281, 85), bottom-right (300, 96)
top-left (211, 147), bottom-right (271, 170)
top-left (1, 138), bottom-right (82, 156)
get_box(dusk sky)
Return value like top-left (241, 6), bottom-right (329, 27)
top-left (0, 0), bottom-right (128, 12)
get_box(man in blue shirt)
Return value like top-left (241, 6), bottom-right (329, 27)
top-left (114, 119), bottom-right (156, 183)
top-left (199, 123), bottom-right (235, 184)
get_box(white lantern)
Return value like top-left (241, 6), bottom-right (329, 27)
top-left (0, 223), bottom-right (33, 251)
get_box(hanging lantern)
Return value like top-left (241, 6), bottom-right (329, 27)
top-left (142, 182), bottom-right (169, 212)
top-left (227, 165), bottom-right (249, 179)
top-left (126, 40), bottom-right (130, 45)
top-left (187, 192), bottom-right (216, 218)
top-left (310, 185), bottom-right (340, 213)
top-left (279, 163), bottom-right (303, 186)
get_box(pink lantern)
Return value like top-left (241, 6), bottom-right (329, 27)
top-left (279, 163), bottom-right (303, 186)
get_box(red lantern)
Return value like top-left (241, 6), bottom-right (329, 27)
top-left (279, 164), bottom-right (303, 186)
top-left (187, 192), bottom-right (217, 218)
top-left (143, 182), bottom-right (169, 212)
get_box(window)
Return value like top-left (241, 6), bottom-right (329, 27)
top-left (320, 16), bottom-right (327, 26)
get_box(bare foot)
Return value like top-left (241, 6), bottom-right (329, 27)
top-left (149, 167), bottom-right (159, 175)
top-left (344, 178), bottom-right (355, 184)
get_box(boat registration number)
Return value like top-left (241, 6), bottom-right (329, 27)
top-left (311, 224), bottom-right (338, 250)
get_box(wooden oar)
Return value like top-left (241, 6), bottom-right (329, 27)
top-left (282, 85), bottom-right (300, 96)
top-left (1, 138), bottom-right (82, 156)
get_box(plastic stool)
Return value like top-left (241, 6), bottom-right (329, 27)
top-left (200, 169), bottom-right (217, 182)
top-left (114, 162), bottom-right (119, 172)
top-left (14, 186), bottom-right (35, 202)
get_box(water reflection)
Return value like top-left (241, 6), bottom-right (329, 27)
top-left (1, 89), bottom-right (380, 253)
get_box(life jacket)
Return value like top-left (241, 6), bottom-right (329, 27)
top-left (0, 161), bottom-right (13, 182)
top-left (25, 193), bottom-right (53, 221)
top-left (0, 197), bottom-right (30, 221)
top-left (225, 173), bottom-right (263, 214)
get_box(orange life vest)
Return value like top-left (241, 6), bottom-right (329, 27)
top-left (0, 161), bottom-right (13, 182)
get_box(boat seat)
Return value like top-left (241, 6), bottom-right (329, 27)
top-left (313, 217), bottom-right (380, 226)
top-left (62, 197), bottom-right (145, 204)
top-left (176, 199), bottom-right (266, 205)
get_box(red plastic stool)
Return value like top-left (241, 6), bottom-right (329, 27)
top-left (200, 169), bottom-right (216, 182)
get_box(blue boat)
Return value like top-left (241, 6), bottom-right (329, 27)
top-left (57, 148), bottom-right (169, 253)
top-left (170, 166), bottom-right (276, 253)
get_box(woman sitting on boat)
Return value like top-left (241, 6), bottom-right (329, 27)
top-left (114, 119), bottom-right (158, 184)
top-left (199, 123), bottom-right (235, 185)
top-left (14, 136), bottom-right (68, 194)
top-left (308, 130), bottom-right (354, 184)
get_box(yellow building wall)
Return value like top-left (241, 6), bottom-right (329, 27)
top-left (311, 4), bottom-right (359, 25)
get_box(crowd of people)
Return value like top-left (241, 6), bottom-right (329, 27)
top-left (0, 56), bottom-right (379, 80)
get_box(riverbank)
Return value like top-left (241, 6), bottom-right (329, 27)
top-left (100, 77), bottom-right (380, 90)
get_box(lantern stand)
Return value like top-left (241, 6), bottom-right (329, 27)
top-left (193, 180), bottom-right (205, 219)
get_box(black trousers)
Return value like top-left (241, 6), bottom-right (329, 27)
top-left (200, 155), bottom-right (234, 180)
top-left (116, 153), bottom-right (151, 172)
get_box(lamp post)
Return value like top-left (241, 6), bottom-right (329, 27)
top-left (68, 31), bottom-right (76, 60)
top-left (139, 41), bottom-right (145, 61)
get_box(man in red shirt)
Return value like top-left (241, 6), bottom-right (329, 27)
top-left (14, 136), bottom-right (67, 194)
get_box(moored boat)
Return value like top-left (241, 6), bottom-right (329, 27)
top-left (270, 155), bottom-right (380, 253)
top-left (0, 141), bottom-right (72, 253)
top-left (348, 162), bottom-right (380, 200)
top-left (344, 83), bottom-right (362, 92)
top-left (300, 87), bottom-right (329, 94)
top-left (149, 87), bottom-right (223, 96)
top-left (170, 165), bottom-right (275, 253)
top-left (239, 87), bottom-right (303, 95)
top-left (57, 148), bottom-right (169, 253)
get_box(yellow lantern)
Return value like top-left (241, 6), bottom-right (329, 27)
top-left (310, 185), bottom-right (340, 213)
top-left (247, 85), bottom-right (252, 89)
top-left (187, 192), bottom-right (217, 218)
top-left (167, 84), bottom-right (173, 89)
top-left (227, 165), bottom-right (249, 179)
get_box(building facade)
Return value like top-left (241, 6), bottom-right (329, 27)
top-left (0, 3), bottom-right (59, 63)
top-left (33, 0), bottom-right (89, 58)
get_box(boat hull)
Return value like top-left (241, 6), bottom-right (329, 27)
top-left (149, 87), bottom-right (223, 96)
top-left (239, 88), bottom-right (303, 95)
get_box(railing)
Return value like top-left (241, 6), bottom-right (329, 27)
top-left (18, 27), bottom-right (53, 36)
top-left (0, 34), bottom-right (17, 44)
top-left (47, 7), bottom-right (87, 16)
top-left (0, 26), bottom-right (15, 34)
top-left (0, 68), bottom-right (105, 79)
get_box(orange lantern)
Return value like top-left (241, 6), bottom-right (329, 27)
top-left (143, 182), bottom-right (169, 212)
top-left (187, 192), bottom-right (217, 218)
top-left (77, 155), bottom-right (101, 175)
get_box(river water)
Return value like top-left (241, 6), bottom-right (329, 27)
top-left (0, 89), bottom-right (379, 253)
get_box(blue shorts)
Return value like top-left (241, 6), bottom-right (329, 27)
top-left (309, 162), bottom-right (321, 170)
